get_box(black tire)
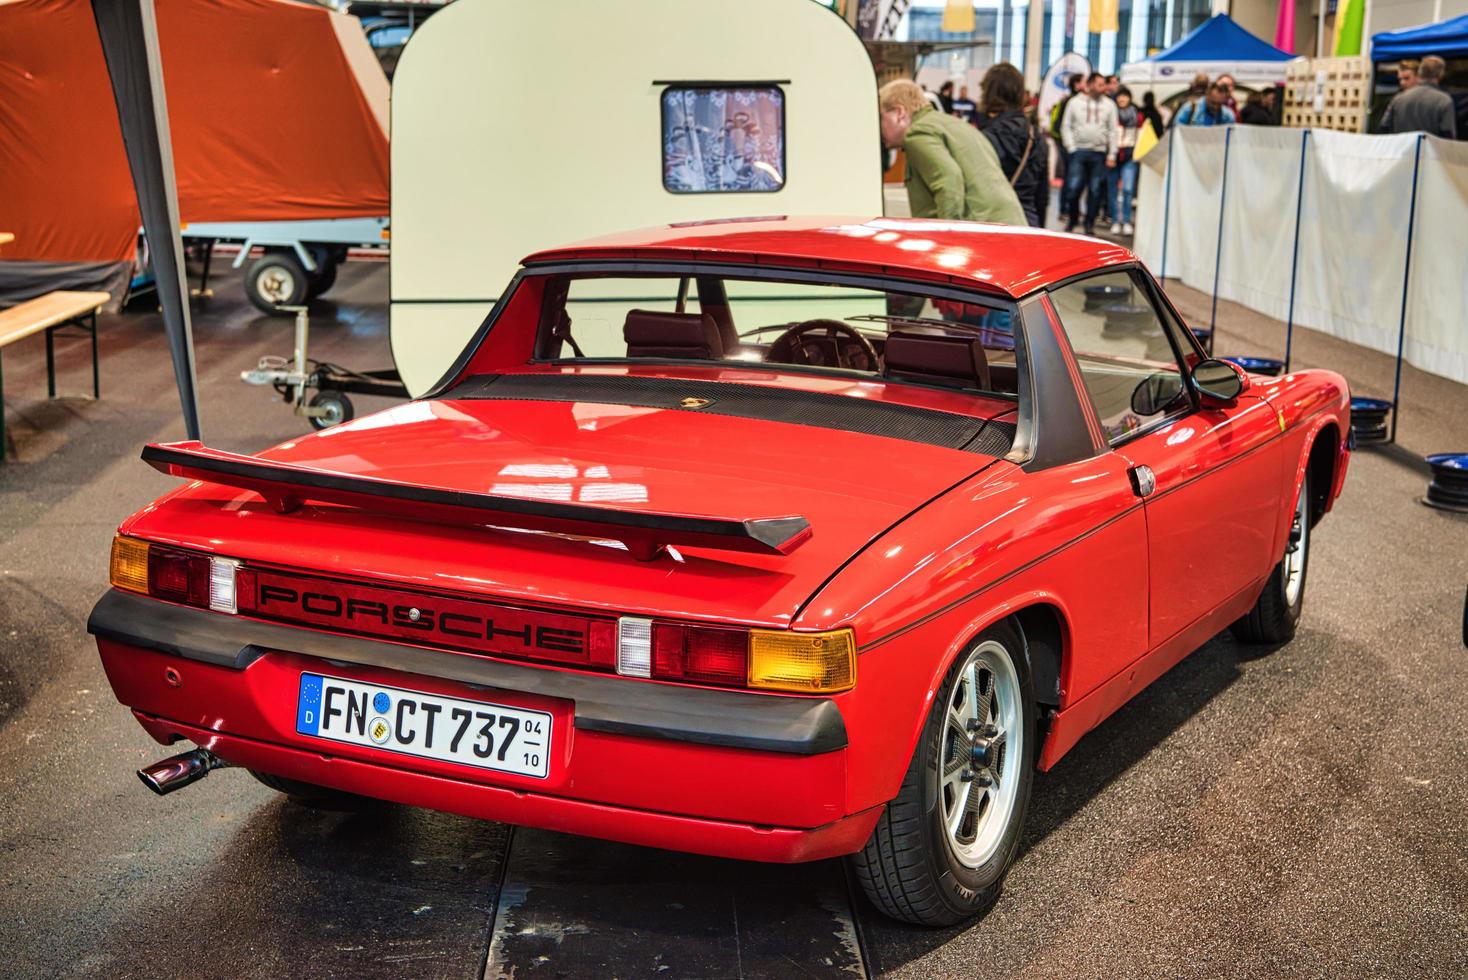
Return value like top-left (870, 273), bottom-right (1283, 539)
top-left (1231, 470), bottom-right (1310, 645)
top-left (245, 251), bottom-right (308, 314)
top-left (307, 391), bottom-right (354, 430)
top-left (248, 769), bottom-right (378, 810)
top-left (305, 257), bottom-right (338, 300)
top-left (850, 620), bottom-right (1036, 926)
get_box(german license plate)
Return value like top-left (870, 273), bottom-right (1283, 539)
top-left (295, 673), bottom-right (551, 778)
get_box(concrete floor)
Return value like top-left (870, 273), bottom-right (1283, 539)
top-left (0, 260), bottom-right (1464, 978)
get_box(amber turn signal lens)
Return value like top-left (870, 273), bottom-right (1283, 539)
top-left (109, 535), bottom-right (150, 594)
top-left (747, 629), bottom-right (856, 694)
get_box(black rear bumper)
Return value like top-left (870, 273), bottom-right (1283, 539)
top-left (87, 589), bottom-right (847, 756)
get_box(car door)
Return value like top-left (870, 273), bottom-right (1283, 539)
top-left (1047, 268), bottom-right (1283, 650)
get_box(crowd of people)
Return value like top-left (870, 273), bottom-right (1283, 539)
top-left (881, 56), bottom-right (1460, 241)
top-left (880, 63), bottom-right (1284, 239)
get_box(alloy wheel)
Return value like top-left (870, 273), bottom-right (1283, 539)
top-left (940, 639), bottom-right (1023, 868)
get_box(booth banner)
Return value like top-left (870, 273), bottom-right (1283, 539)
top-left (1038, 53), bottom-right (1094, 132)
top-left (1134, 127), bottom-right (1468, 387)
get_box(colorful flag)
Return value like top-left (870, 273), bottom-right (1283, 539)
top-left (1334, 0), bottom-right (1365, 56)
top-left (1274, 0), bottom-right (1296, 54)
top-left (1134, 119), bottom-right (1159, 161)
top-left (942, 0), bottom-right (975, 33)
top-left (1089, 0), bottom-right (1119, 34)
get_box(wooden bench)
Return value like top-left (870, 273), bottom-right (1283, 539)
top-left (0, 290), bottom-right (109, 461)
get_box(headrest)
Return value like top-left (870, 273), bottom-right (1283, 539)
top-left (623, 309), bottom-right (724, 360)
top-left (883, 331), bottom-right (992, 391)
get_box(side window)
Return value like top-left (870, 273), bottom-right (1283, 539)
top-left (1049, 271), bottom-right (1189, 443)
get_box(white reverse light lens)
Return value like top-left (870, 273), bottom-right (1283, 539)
top-left (208, 557), bottom-right (240, 614)
top-left (616, 616), bottom-right (652, 677)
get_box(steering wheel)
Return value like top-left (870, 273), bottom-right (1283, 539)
top-left (765, 319), bottom-right (882, 371)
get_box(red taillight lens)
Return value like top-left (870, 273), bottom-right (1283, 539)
top-left (650, 623), bottom-right (748, 685)
top-left (586, 620), bottom-right (617, 669)
top-left (147, 545), bottom-right (211, 606)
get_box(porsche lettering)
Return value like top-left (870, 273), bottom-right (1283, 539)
top-left (253, 582), bottom-right (588, 655)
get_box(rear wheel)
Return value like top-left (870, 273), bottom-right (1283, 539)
top-left (249, 769), bottom-right (377, 810)
top-left (851, 621), bottom-right (1035, 926)
top-left (1231, 470), bottom-right (1310, 644)
top-left (245, 251), bottom-right (308, 314)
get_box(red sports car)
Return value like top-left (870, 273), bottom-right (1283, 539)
top-left (91, 217), bottom-right (1350, 925)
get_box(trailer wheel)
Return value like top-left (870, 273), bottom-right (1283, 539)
top-left (246, 251), bottom-right (308, 314)
top-left (305, 258), bottom-right (338, 300)
top-left (308, 390), bottom-right (354, 430)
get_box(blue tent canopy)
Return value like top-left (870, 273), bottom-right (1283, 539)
top-left (1372, 13), bottom-right (1468, 61)
top-left (1143, 13), bottom-right (1294, 64)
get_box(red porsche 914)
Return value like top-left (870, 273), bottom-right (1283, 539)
top-left (91, 217), bottom-right (1350, 925)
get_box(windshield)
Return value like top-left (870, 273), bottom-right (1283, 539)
top-left (534, 272), bottom-right (1021, 398)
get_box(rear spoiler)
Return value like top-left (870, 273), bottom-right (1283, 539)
top-left (141, 441), bottom-right (811, 561)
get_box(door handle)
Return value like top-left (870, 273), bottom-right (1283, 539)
top-left (1128, 464), bottom-right (1156, 498)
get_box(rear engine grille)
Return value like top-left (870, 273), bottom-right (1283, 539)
top-left (441, 374), bottom-right (1016, 456)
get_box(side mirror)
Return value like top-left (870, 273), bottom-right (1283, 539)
top-left (1191, 358), bottom-right (1249, 407)
top-left (1131, 371), bottom-right (1185, 417)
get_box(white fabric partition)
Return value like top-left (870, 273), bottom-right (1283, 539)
top-left (1294, 131), bottom-right (1419, 362)
top-left (1134, 128), bottom-right (1468, 386)
top-left (1405, 138), bottom-right (1468, 387)
top-left (1214, 127), bottom-right (1305, 326)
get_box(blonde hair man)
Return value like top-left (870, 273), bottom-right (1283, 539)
top-left (878, 79), bottom-right (1026, 225)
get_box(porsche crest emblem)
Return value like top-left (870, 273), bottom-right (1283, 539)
top-left (679, 397), bottom-right (713, 409)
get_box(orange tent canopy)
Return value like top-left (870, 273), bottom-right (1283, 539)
top-left (0, 0), bottom-right (390, 265)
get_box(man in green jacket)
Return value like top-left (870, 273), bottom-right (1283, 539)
top-left (879, 79), bottom-right (1026, 226)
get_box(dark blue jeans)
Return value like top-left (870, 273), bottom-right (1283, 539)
top-left (1064, 149), bottom-right (1108, 230)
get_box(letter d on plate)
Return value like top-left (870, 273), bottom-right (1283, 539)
top-left (297, 674), bottom-right (324, 735)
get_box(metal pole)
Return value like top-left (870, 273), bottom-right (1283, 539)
top-left (1389, 133), bottom-right (1424, 444)
top-left (1209, 126), bottom-right (1232, 355)
top-left (90, 0), bottom-right (202, 441)
top-left (1284, 129), bottom-right (1309, 372)
top-left (1160, 126), bottom-right (1175, 282)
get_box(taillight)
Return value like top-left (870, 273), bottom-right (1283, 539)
top-left (109, 536), bottom-right (149, 594)
top-left (110, 535), bottom-right (241, 614)
top-left (748, 629), bottom-right (856, 693)
top-left (148, 545), bottom-right (210, 605)
top-left (616, 616), bottom-right (856, 693)
top-left (653, 623), bottom-right (748, 685)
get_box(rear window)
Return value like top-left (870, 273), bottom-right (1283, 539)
top-left (537, 271), bottom-right (1021, 398)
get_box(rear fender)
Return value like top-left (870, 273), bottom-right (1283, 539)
top-left (843, 591), bottom-right (1075, 811)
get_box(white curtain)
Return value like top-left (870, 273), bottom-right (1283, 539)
top-left (1134, 128), bottom-right (1468, 386)
top-left (1405, 137), bottom-right (1468, 387)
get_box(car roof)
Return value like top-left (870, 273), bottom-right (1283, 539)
top-left (520, 216), bottom-right (1138, 299)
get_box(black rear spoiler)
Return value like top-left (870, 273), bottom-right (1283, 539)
top-left (142, 442), bottom-right (811, 561)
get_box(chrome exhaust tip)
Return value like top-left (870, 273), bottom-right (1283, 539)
top-left (137, 748), bottom-right (227, 796)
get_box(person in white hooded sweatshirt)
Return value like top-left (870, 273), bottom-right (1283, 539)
top-left (1061, 72), bottom-right (1118, 236)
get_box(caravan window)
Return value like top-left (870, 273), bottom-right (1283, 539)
top-left (661, 87), bottom-right (785, 193)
